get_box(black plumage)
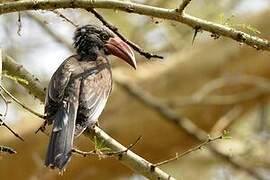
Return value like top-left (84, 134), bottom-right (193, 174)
top-left (44, 25), bottom-right (136, 170)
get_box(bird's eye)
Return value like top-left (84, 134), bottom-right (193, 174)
top-left (100, 33), bottom-right (109, 41)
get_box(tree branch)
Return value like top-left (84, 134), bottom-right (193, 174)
top-left (85, 127), bottom-right (174, 180)
top-left (0, 0), bottom-right (269, 51)
top-left (2, 54), bottom-right (46, 102)
top-left (2, 55), bottom-right (176, 180)
top-left (177, 0), bottom-right (192, 14)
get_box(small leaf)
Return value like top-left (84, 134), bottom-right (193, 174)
top-left (222, 130), bottom-right (232, 139)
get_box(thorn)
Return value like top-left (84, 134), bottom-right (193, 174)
top-left (192, 26), bottom-right (201, 45)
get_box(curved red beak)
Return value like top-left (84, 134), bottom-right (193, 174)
top-left (105, 36), bottom-right (137, 69)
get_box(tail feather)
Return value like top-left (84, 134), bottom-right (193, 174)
top-left (45, 102), bottom-right (76, 170)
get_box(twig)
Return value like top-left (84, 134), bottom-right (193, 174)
top-left (0, 84), bottom-right (44, 119)
top-left (105, 135), bottom-right (142, 156)
top-left (25, 12), bottom-right (74, 52)
top-left (0, 145), bottom-right (16, 154)
top-left (72, 135), bottom-right (142, 157)
top-left (0, 0), bottom-right (269, 51)
top-left (72, 148), bottom-right (96, 157)
top-left (17, 12), bottom-right (22, 36)
top-left (85, 126), bottom-right (174, 180)
top-left (177, 0), bottom-right (192, 14)
top-left (153, 134), bottom-right (223, 168)
top-left (87, 8), bottom-right (163, 59)
top-left (51, 10), bottom-right (79, 27)
top-left (0, 92), bottom-right (24, 141)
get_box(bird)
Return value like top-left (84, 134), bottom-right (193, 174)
top-left (44, 24), bottom-right (136, 170)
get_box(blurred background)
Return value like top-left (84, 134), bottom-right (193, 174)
top-left (0, 0), bottom-right (270, 179)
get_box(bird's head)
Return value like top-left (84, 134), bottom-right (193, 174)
top-left (74, 25), bottom-right (136, 69)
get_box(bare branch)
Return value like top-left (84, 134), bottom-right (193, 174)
top-left (72, 148), bottom-right (96, 157)
top-left (25, 12), bottom-right (74, 52)
top-left (177, 0), bottom-right (192, 14)
top-left (51, 10), bottom-right (79, 27)
top-left (105, 135), bottom-right (142, 156)
top-left (0, 0), bottom-right (269, 51)
top-left (153, 134), bottom-right (223, 167)
top-left (87, 8), bottom-right (163, 59)
top-left (17, 12), bottom-right (22, 36)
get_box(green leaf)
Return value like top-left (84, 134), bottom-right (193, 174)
top-left (222, 130), bottom-right (232, 139)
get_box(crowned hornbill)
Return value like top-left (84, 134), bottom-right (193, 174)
top-left (44, 25), bottom-right (136, 170)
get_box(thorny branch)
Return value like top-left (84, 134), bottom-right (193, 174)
top-left (0, 0), bottom-right (269, 51)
